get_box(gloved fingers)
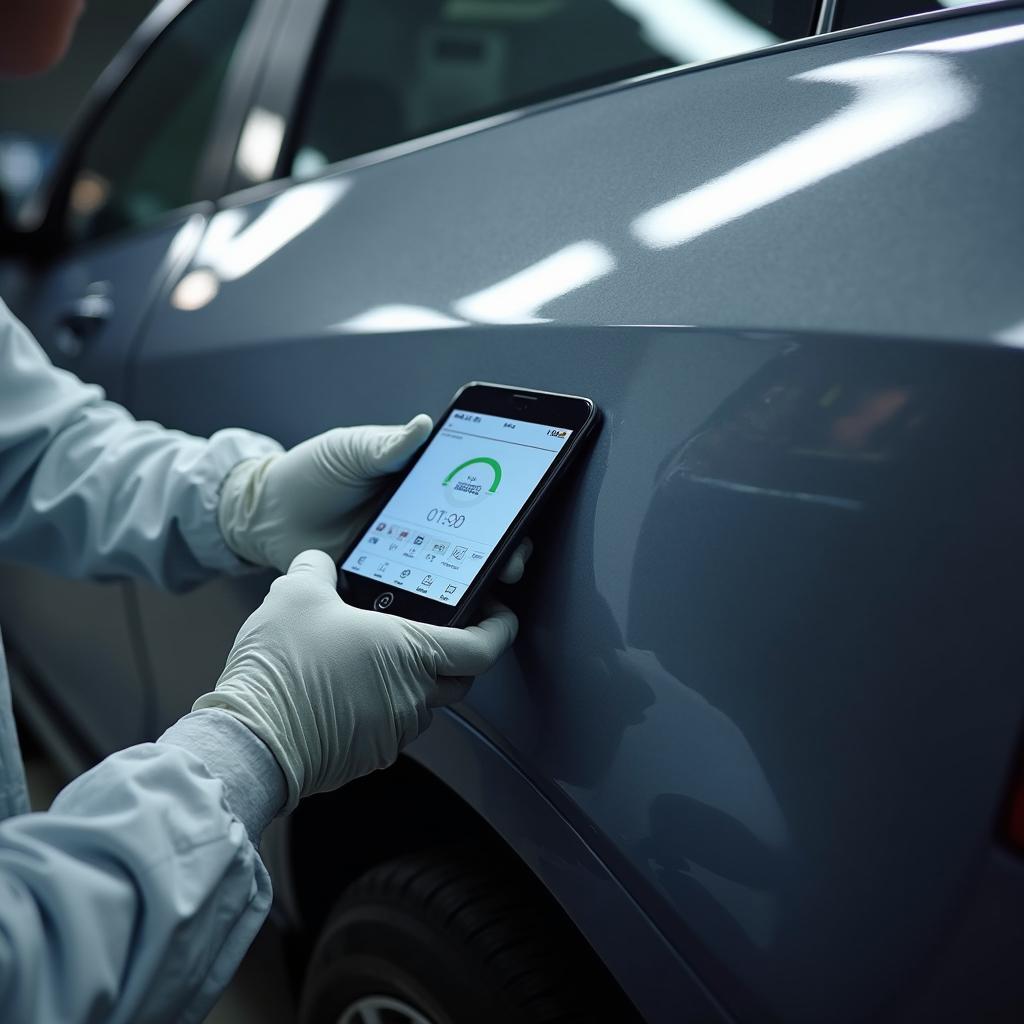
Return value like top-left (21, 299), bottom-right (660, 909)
top-left (418, 602), bottom-right (519, 677)
top-left (286, 548), bottom-right (339, 587)
top-left (371, 413), bottom-right (433, 474)
top-left (320, 415), bottom-right (431, 481)
top-left (430, 675), bottom-right (473, 708)
top-left (496, 537), bottom-right (533, 585)
top-left (299, 414), bottom-right (432, 492)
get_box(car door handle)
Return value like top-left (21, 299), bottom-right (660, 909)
top-left (55, 290), bottom-right (114, 356)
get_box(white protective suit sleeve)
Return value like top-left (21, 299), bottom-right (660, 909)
top-left (0, 298), bottom-right (281, 587)
top-left (0, 708), bottom-right (287, 1024)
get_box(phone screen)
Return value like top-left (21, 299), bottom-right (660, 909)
top-left (341, 408), bottom-right (573, 606)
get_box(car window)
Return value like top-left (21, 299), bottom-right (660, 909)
top-left (288, 0), bottom-right (815, 177)
top-left (67, 0), bottom-right (254, 244)
top-left (835, 0), bottom-right (1001, 30)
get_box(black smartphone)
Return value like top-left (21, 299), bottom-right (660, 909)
top-left (338, 382), bottom-right (599, 626)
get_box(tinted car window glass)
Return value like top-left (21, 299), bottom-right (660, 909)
top-left (836, 0), bottom-right (1000, 30)
top-left (290, 0), bottom-right (814, 176)
top-left (68, 0), bottom-right (253, 243)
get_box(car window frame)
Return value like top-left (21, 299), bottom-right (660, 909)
top-left (28, 0), bottom-right (281, 256)
top-left (240, 0), bottom-right (824, 193)
top-left (815, 0), bottom-right (1016, 32)
top-left (224, 0), bottom-right (331, 196)
top-left (222, 0), bottom-right (1020, 209)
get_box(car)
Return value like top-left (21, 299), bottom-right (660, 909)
top-left (2, 0), bottom-right (1024, 1020)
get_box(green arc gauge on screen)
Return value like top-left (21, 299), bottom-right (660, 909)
top-left (442, 456), bottom-right (502, 494)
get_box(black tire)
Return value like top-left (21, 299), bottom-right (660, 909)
top-left (298, 849), bottom-right (640, 1024)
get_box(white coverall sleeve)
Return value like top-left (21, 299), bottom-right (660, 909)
top-left (0, 709), bottom-right (287, 1024)
top-left (0, 298), bottom-right (282, 588)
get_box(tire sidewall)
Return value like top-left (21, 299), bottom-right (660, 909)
top-left (300, 899), bottom-right (517, 1024)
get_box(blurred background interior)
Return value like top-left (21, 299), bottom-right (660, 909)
top-left (0, 1), bottom-right (153, 219)
top-left (1, 0), bottom-right (813, 228)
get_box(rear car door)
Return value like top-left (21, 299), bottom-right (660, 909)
top-left (0, 0), bottom-right (270, 757)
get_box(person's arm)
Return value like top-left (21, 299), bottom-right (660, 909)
top-left (0, 298), bottom-right (529, 586)
top-left (0, 298), bottom-right (281, 590)
top-left (0, 710), bottom-right (286, 1024)
top-left (0, 553), bottom-right (517, 1023)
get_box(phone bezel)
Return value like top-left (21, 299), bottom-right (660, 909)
top-left (338, 381), bottom-right (598, 626)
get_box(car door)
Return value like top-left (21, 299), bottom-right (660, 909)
top-left (122, 0), bottom-right (815, 748)
top-left (0, 0), bottom-right (273, 758)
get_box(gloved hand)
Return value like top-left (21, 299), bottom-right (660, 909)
top-left (218, 415), bottom-right (432, 573)
top-left (218, 415), bottom-right (532, 581)
top-left (193, 549), bottom-right (518, 811)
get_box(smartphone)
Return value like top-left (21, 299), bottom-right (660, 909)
top-left (338, 382), bottom-right (599, 626)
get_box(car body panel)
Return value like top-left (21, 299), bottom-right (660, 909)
top-left (2, 4), bottom-right (1023, 1022)
top-left (407, 709), bottom-right (728, 1023)
top-left (139, 8), bottom-right (1024, 349)
top-left (113, 9), bottom-right (1024, 1021)
top-left (124, 318), bottom-right (1024, 1022)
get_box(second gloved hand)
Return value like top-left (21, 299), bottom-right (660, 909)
top-left (193, 549), bottom-right (518, 811)
top-left (218, 415), bottom-right (434, 573)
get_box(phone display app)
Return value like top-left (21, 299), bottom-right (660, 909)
top-left (342, 409), bottom-right (573, 605)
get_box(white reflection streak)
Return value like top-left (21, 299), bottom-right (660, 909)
top-left (906, 23), bottom-right (1024, 52)
top-left (165, 214), bottom-right (206, 270)
top-left (334, 304), bottom-right (468, 333)
top-left (195, 208), bottom-right (246, 264)
top-left (994, 317), bottom-right (1024, 347)
top-left (196, 179), bottom-right (349, 281)
top-left (611, 0), bottom-right (776, 64)
top-left (633, 53), bottom-right (975, 249)
top-left (937, 0), bottom-right (1000, 8)
top-left (453, 241), bottom-right (615, 324)
top-left (166, 216), bottom-right (217, 311)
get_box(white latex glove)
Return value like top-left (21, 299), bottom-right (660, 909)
top-left (218, 415), bottom-right (532, 581)
top-left (219, 415), bottom-right (431, 572)
top-left (193, 549), bottom-right (518, 811)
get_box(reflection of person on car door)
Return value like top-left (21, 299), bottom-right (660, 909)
top-left (0, 6), bottom-right (521, 1021)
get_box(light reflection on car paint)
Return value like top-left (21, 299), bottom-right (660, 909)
top-left (632, 52), bottom-right (975, 249)
top-left (331, 30), bottom-right (1017, 333)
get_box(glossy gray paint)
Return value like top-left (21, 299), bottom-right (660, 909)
top-left (128, 9), bottom-right (1024, 1019)
top-left (157, 7), bottom-right (1024, 347)
top-left (126, 320), bottom-right (1024, 1023)
top-left (3, 4), bottom-right (1023, 1022)
top-left (407, 710), bottom-right (726, 1024)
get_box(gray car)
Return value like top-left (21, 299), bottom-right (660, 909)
top-left (2, 1), bottom-right (1023, 1021)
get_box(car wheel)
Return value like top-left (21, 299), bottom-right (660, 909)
top-left (298, 850), bottom-right (631, 1024)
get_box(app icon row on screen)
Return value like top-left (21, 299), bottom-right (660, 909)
top-left (368, 520), bottom-right (484, 571)
top-left (350, 554), bottom-right (465, 603)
